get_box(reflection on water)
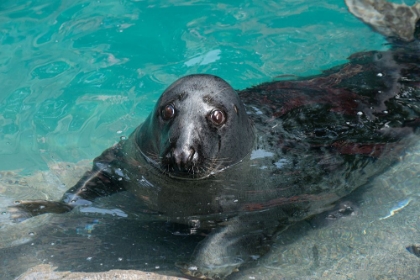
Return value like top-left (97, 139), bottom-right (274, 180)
top-left (0, 0), bottom-right (419, 279)
top-left (79, 206), bottom-right (128, 218)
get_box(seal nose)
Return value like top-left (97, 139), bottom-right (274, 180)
top-left (172, 146), bottom-right (196, 171)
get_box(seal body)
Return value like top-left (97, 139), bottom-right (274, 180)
top-left (12, 56), bottom-right (419, 277)
top-left (77, 48), bottom-right (420, 227)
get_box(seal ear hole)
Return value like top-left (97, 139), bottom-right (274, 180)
top-left (178, 92), bottom-right (187, 101)
top-left (233, 105), bottom-right (238, 115)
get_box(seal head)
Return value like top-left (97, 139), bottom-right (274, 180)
top-left (136, 74), bottom-right (254, 179)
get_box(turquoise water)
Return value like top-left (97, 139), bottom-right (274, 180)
top-left (0, 0), bottom-right (387, 172)
top-left (2, 1), bottom-right (419, 279)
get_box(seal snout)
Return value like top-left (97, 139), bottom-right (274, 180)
top-left (173, 146), bottom-right (196, 167)
top-left (165, 145), bottom-right (200, 175)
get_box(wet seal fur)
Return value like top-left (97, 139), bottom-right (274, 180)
top-left (8, 1), bottom-right (420, 279)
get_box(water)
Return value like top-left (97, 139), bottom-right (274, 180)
top-left (0, 0), bottom-right (419, 279)
top-left (0, 0), bottom-right (388, 171)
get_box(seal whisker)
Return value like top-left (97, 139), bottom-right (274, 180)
top-left (142, 151), bottom-right (162, 165)
top-left (207, 157), bottom-right (229, 170)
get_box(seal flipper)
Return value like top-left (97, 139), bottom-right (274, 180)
top-left (8, 145), bottom-right (127, 222)
top-left (8, 200), bottom-right (74, 222)
top-left (179, 211), bottom-right (289, 279)
top-left (345, 0), bottom-right (420, 42)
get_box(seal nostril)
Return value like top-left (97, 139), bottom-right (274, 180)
top-left (169, 147), bottom-right (196, 171)
top-left (188, 148), bottom-right (195, 163)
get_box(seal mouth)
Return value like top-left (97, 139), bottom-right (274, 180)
top-left (139, 149), bottom-right (230, 180)
top-left (161, 160), bottom-right (201, 178)
top-left (159, 144), bottom-right (217, 180)
top-left (163, 163), bottom-right (230, 180)
top-left (161, 154), bottom-right (244, 180)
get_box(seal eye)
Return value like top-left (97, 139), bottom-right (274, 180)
top-left (161, 104), bottom-right (175, 120)
top-left (210, 110), bottom-right (226, 126)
